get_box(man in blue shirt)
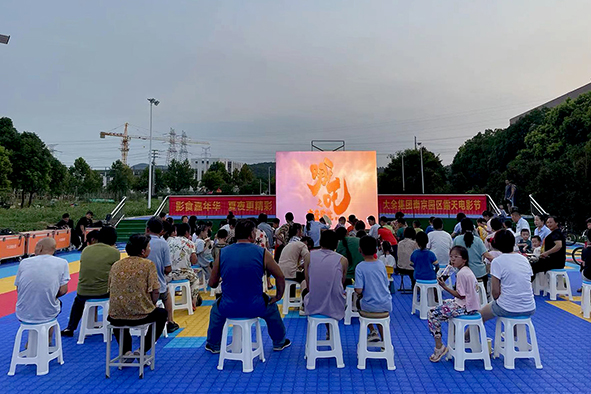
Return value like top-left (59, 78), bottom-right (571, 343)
top-left (146, 217), bottom-right (178, 333)
top-left (205, 219), bottom-right (291, 353)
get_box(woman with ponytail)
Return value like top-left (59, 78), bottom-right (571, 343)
top-left (453, 218), bottom-right (495, 291)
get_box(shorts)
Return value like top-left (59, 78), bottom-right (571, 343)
top-left (158, 290), bottom-right (169, 302)
top-left (491, 299), bottom-right (535, 318)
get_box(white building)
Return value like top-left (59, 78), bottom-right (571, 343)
top-left (192, 157), bottom-right (245, 182)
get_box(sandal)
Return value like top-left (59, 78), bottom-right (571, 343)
top-left (429, 345), bottom-right (448, 362)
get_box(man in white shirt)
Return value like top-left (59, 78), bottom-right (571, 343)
top-left (511, 208), bottom-right (530, 242)
top-left (14, 238), bottom-right (70, 324)
top-left (367, 216), bottom-right (380, 239)
top-left (427, 218), bottom-right (453, 267)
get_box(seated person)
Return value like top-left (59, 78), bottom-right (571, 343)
top-left (205, 219), bottom-right (291, 353)
top-left (480, 230), bottom-right (535, 322)
top-left (15, 238), bottom-right (70, 325)
top-left (582, 231), bottom-right (591, 281)
top-left (85, 230), bottom-right (100, 247)
top-left (62, 227), bottom-right (120, 337)
top-left (335, 226), bottom-right (364, 285)
top-left (476, 218), bottom-right (488, 242)
top-left (527, 235), bottom-right (542, 264)
top-left (427, 246), bottom-right (480, 362)
top-left (304, 230), bottom-right (348, 320)
top-left (354, 236), bottom-right (393, 342)
top-left (278, 224), bottom-right (312, 296)
top-left (410, 231), bottom-right (439, 281)
top-left (167, 223), bottom-right (202, 309)
top-left (397, 227), bottom-right (419, 287)
top-left (107, 234), bottom-right (168, 358)
top-left (517, 229), bottom-right (532, 254)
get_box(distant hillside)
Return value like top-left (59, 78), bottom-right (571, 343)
top-left (248, 162), bottom-right (276, 179)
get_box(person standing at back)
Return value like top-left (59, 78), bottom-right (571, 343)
top-left (453, 218), bottom-right (495, 291)
top-left (257, 213), bottom-right (275, 250)
top-left (205, 219), bottom-right (291, 353)
top-left (61, 226), bottom-right (120, 337)
top-left (74, 211), bottom-right (94, 250)
top-left (15, 238), bottom-right (70, 324)
top-left (367, 216), bottom-right (380, 239)
top-left (145, 217), bottom-right (178, 333)
top-left (304, 213), bottom-right (329, 248)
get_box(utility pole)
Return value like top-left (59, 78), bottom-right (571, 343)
top-left (402, 155), bottom-right (405, 192)
top-left (414, 136), bottom-right (417, 150)
top-left (151, 150), bottom-right (159, 197)
top-left (417, 142), bottom-right (425, 194)
top-left (147, 98), bottom-right (160, 209)
top-left (268, 166), bottom-right (271, 195)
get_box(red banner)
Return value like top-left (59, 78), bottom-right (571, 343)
top-left (169, 194), bottom-right (486, 218)
top-left (378, 195), bottom-right (487, 217)
top-left (169, 196), bottom-right (276, 217)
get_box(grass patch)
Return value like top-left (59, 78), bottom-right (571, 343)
top-left (0, 198), bottom-right (167, 232)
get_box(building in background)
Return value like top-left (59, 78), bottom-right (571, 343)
top-left (192, 158), bottom-right (245, 182)
top-left (510, 81), bottom-right (591, 125)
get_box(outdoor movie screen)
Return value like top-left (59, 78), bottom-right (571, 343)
top-left (276, 151), bottom-right (378, 226)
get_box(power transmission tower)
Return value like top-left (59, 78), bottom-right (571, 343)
top-left (166, 128), bottom-right (177, 165)
top-left (179, 131), bottom-right (189, 162)
top-left (201, 146), bottom-right (211, 159)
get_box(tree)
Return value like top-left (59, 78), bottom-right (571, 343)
top-left (134, 167), bottom-right (166, 194)
top-left (0, 146), bottom-right (12, 190)
top-left (200, 161), bottom-right (236, 193)
top-left (166, 159), bottom-right (195, 193)
top-left (378, 148), bottom-right (449, 194)
top-left (48, 156), bottom-right (69, 197)
top-left (108, 160), bottom-right (134, 199)
top-left (69, 157), bottom-right (102, 196)
top-left (10, 132), bottom-right (52, 207)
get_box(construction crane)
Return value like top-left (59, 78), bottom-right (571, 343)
top-left (99, 123), bottom-right (209, 165)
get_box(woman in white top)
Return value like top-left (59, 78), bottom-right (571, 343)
top-left (480, 229), bottom-right (536, 321)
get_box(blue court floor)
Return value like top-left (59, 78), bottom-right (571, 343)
top-left (1, 256), bottom-right (589, 393)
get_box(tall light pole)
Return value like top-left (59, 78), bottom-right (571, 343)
top-left (147, 98), bottom-right (160, 209)
top-left (417, 142), bottom-right (425, 194)
top-left (268, 166), bottom-right (271, 195)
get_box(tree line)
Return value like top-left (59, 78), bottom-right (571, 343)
top-left (0, 117), bottom-right (267, 207)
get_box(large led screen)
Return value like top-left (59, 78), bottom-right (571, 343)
top-left (276, 151), bottom-right (378, 226)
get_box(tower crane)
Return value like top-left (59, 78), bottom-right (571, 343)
top-left (99, 123), bottom-right (209, 165)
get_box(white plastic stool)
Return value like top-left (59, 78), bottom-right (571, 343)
top-left (357, 313), bottom-right (396, 370)
top-left (131, 301), bottom-right (167, 339)
top-left (8, 319), bottom-right (63, 376)
top-left (282, 280), bottom-right (302, 315)
top-left (192, 266), bottom-right (208, 292)
top-left (411, 279), bottom-right (443, 320)
top-left (477, 281), bottom-right (488, 308)
top-left (493, 316), bottom-right (542, 369)
top-left (168, 279), bottom-right (193, 316)
top-left (446, 313), bottom-right (492, 371)
top-left (217, 318), bottom-right (265, 373)
top-left (581, 280), bottom-right (591, 319)
top-left (305, 314), bottom-right (345, 370)
top-left (77, 298), bottom-right (110, 344)
top-left (344, 285), bottom-right (360, 325)
top-left (532, 272), bottom-right (547, 296)
top-left (106, 322), bottom-right (156, 378)
top-left (546, 269), bottom-right (573, 301)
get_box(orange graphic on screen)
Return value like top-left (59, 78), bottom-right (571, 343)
top-left (307, 158), bottom-right (351, 217)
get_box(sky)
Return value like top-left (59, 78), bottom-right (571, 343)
top-left (2, 1), bottom-right (591, 169)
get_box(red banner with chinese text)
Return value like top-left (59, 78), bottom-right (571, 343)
top-left (378, 195), bottom-right (487, 217)
top-left (169, 196), bottom-right (276, 217)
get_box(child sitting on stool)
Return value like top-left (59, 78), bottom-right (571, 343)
top-left (354, 236), bottom-right (393, 342)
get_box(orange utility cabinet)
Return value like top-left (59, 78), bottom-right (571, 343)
top-left (53, 228), bottom-right (71, 250)
top-left (24, 230), bottom-right (55, 256)
top-left (0, 234), bottom-right (26, 261)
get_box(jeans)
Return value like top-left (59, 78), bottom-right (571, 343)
top-left (65, 293), bottom-right (110, 332)
top-left (206, 295), bottom-right (287, 351)
top-left (107, 307), bottom-right (168, 354)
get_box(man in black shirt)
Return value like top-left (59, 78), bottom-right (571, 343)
top-left (55, 213), bottom-right (73, 229)
top-left (74, 211), bottom-right (94, 250)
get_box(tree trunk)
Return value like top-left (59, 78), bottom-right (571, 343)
top-left (20, 191), bottom-right (25, 208)
top-left (28, 192), bottom-right (34, 207)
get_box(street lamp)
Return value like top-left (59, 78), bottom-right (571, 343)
top-left (417, 142), bottom-right (425, 194)
top-left (147, 98), bottom-right (160, 209)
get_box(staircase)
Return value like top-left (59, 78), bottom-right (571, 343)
top-left (116, 219), bottom-right (147, 242)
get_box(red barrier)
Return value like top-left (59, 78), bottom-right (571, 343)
top-left (0, 234), bottom-right (26, 261)
top-left (53, 228), bottom-right (71, 250)
top-left (24, 230), bottom-right (55, 255)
